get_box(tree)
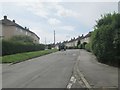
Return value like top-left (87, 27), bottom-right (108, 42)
top-left (77, 40), bottom-right (81, 48)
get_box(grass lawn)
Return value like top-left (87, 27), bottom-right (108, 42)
top-left (1, 49), bottom-right (58, 64)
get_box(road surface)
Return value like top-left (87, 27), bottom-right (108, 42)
top-left (2, 49), bottom-right (118, 89)
top-left (2, 50), bottom-right (80, 88)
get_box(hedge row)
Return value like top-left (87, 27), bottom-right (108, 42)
top-left (2, 40), bottom-right (45, 56)
top-left (85, 43), bottom-right (91, 52)
top-left (66, 46), bottom-right (78, 49)
top-left (90, 13), bottom-right (120, 66)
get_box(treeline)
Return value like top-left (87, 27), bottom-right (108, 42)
top-left (2, 35), bottom-right (45, 56)
top-left (85, 13), bottom-right (120, 66)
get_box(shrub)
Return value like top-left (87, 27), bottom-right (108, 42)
top-left (2, 40), bottom-right (45, 56)
top-left (47, 44), bottom-right (52, 49)
top-left (10, 35), bottom-right (34, 44)
top-left (91, 13), bottom-right (120, 66)
top-left (85, 43), bottom-right (91, 52)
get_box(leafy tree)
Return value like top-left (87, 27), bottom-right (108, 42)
top-left (77, 40), bottom-right (81, 47)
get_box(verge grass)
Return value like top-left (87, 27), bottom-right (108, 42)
top-left (1, 49), bottom-right (58, 64)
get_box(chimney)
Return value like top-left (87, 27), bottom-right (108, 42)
top-left (13, 20), bottom-right (15, 23)
top-left (25, 27), bottom-right (27, 29)
top-left (82, 34), bottom-right (84, 37)
top-left (4, 15), bottom-right (7, 19)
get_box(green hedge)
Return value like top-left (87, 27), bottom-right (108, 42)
top-left (90, 13), bottom-right (120, 66)
top-left (2, 40), bottom-right (45, 56)
top-left (66, 46), bottom-right (78, 49)
top-left (85, 43), bottom-right (91, 52)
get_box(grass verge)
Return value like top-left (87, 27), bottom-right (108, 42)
top-left (1, 49), bottom-right (58, 64)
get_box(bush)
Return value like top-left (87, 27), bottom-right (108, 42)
top-left (85, 43), bottom-right (91, 52)
top-left (67, 46), bottom-right (79, 49)
top-left (79, 43), bottom-right (87, 49)
top-left (47, 44), bottom-right (52, 49)
top-left (2, 40), bottom-right (45, 56)
top-left (79, 44), bottom-right (83, 49)
top-left (10, 35), bottom-right (34, 44)
top-left (91, 13), bottom-right (120, 66)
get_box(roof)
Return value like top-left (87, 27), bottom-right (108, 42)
top-left (65, 36), bottom-right (83, 43)
top-left (0, 16), bottom-right (40, 39)
top-left (63, 32), bottom-right (92, 44)
top-left (83, 32), bottom-right (92, 38)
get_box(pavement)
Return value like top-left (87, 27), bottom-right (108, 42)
top-left (2, 49), bottom-right (118, 89)
top-left (77, 49), bottom-right (118, 89)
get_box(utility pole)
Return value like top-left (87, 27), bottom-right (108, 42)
top-left (54, 30), bottom-right (55, 46)
top-left (118, 1), bottom-right (120, 13)
top-left (45, 37), bottom-right (46, 45)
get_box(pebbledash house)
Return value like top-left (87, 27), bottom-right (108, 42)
top-left (0, 16), bottom-right (40, 44)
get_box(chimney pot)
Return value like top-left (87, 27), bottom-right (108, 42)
top-left (82, 34), bottom-right (84, 37)
top-left (13, 20), bottom-right (15, 23)
top-left (4, 16), bottom-right (7, 19)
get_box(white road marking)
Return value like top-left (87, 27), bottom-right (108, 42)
top-left (67, 76), bottom-right (76, 89)
top-left (76, 56), bottom-right (92, 89)
top-left (70, 76), bottom-right (75, 82)
top-left (72, 54), bottom-right (76, 56)
top-left (67, 83), bottom-right (72, 89)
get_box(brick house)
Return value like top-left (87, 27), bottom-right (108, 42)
top-left (0, 16), bottom-right (40, 43)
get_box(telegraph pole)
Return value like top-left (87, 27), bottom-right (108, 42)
top-left (45, 37), bottom-right (46, 45)
top-left (118, 1), bottom-right (120, 13)
top-left (54, 30), bottom-right (55, 46)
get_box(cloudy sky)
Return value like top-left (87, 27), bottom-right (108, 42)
top-left (0, 0), bottom-right (119, 44)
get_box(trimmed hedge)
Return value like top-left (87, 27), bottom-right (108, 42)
top-left (2, 40), bottom-right (45, 56)
top-left (66, 46), bottom-right (78, 49)
top-left (90, 13), bottom-right (120, 66)
top-left (85, 43), bottom-right (91, 52)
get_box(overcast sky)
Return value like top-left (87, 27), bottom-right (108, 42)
top-left (0, 0), bottom-right (119, 44)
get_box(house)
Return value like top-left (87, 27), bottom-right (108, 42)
top-left (64, 38), bottom-right (76, 48)
top-left (0, 16), bottom-right (40, 43)
top-left (55, 42), bottom-right (60, 49)
top-left (63, 32), bottom-right (92, 48)
top-left (64, 36), bottom-right (81, 48)
top-left (80, 32), bottom-right (92, 44)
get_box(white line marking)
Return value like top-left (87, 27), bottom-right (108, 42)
top-left (77, 56), bottom-right (92, 88)
top-left (67, 76), bottom-right (76, 89)
top-left (72, 54), bottom-right (76, 56)
top-left (67, 83), bottom-right (72, 89)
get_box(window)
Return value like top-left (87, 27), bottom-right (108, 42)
top-left (20, 29), bottom-right (23, 33)
top-left (26, 31), bottom-right (28, 35)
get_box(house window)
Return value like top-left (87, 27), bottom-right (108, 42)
top-left (16, 28), bottom-right (19, 31)
top-left (26, 32), bottom-right (28, 35)
top-left (20, 29), bottom-right (23, 33)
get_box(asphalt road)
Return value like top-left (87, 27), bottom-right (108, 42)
top-left (2, 49), bottom-right (118, 89)
top-left (2, 50), bottom-right (80, 88)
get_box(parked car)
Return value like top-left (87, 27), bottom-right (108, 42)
top-left (58, 43), bottom-right (66, 51)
